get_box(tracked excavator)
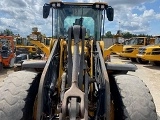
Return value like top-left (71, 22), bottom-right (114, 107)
top-left (0, 1), bottom-right (157, 120)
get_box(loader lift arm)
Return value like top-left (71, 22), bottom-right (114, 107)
top-left (36, 27), bottom-right (111, 120)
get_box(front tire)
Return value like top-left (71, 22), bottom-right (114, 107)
top-left (0, 71), bottom-right (41, 120)
top-left (150, 61), bottom-right (160, 66)
top-left (0, 63), bottom-right (3, 71)
top-left (136, 58), bottom-right (149, 64)
top-left (130, 58), bottom-right (137, 62)
top-left (110, 74), bottom-right (157, 120)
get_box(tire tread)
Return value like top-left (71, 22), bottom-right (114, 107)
top-left (111, 74), bottom-right (157, 120)
top-left (0, 71), bottom-right (38, 120)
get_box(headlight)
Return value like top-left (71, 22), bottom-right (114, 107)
top-left (101, 5), bottom-right (105, 9)
top-left (95, 4), bottom-right (100, 8)
top-left (146, 52), bottom-right (151, 55)
top-left (93, 3), bottom-right (108, 10)
top-left (52, 3), bottom-right (56, 7)
top-left (57, 3), bottom-right (61, 7)
top-left (30, 34), bottom-right (37, 40)
top-left (51, 2), bottom-right (63, 8)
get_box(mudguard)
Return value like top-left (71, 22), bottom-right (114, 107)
top-left (22, 60), bottom-right (47, 69)
top-left (105, 62), bottom-right (137, 71)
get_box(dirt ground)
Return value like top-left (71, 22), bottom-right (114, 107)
top-left (0, 56), bottom-right (160, 119)
top-left (0, 68), bottom-right (14, 81)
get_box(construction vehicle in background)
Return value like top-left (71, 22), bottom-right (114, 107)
top-left (123, 38), bottom-right (131, 45)
top-left (137, 35), bottom-right (160, 65)
top-left (14, 29), bottom-right (52, 70)
top-left (15, 36), bottom-right (37, 56)
top-left (0, 35), bottom-right (15, 70)
top-left (29, 27), bottom-right (53, 58)
top-left (103, 30), bottom-right (124, 60)
top-left (43, 37), bottom-right (52, 47)
top-left (0, 1), bottom-right (157, 120)
top-left (119, 37), bottom-right (155, 63)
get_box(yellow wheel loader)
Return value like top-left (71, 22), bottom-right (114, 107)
top-left (0, 1), bottom-right (157, 120)
top-left (137, 36), bottom-right (160, 65)
top-left (119, 37), bottom-right (155, 64)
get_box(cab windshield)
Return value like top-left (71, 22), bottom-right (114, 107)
top-left (16, 38), bottom-right (23, 45)
top-left (155, 37), bottom-right (160, 44)
top-left (64, 16), bottom-right (94, 37)
top-left (128, 38), bottom-right (145, 45)
top-left (54, 5), bottom-right (103, 40)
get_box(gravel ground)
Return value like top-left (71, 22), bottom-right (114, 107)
top-left (0, 68), bottom-right (14, 81)
top-left (0, 57), bottom-right (160, 119)
top-left (111, 55), bottom-right (160, 119)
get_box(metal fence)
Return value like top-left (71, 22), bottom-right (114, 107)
top-left (103, 38), bottom-right (116, 49)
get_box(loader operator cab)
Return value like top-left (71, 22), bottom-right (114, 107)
top-left (43, 1), bottom-right (114, 41)
top-left (155, 36), bottom-right (160, 45)
top-left (15, 37), bottom-right (28, 46)
top-left (128, 37), bottom-right (146, 45)
top-left (16, 37), bottom-right (22, 45)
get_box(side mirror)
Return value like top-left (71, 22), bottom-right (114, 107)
top-left (43, 3), bottom-right (51, 18)
top-left (107, 7), bottom-right (114, 21)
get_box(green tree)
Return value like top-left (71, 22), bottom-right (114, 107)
top-left (0, 29), bottom-right (14, 36)
top-left (4, 29), bottom-right (14, 35)
top-left (122, 32), bottom-right (132, 39)
top-left (105, 31), bottom-right (113, 38)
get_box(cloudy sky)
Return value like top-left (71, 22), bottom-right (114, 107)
top-left (0, 0), bottom-right (160, 37)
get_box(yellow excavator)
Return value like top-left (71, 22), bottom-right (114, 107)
top-left (0, 1), bottom-right (157, 120)
top-left (137, 35), bottom-right (160, 65)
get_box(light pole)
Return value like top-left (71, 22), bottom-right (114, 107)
top-left (119, 22), bottom-right (121, 30)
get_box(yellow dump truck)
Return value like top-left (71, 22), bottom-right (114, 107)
top-left (137, 36), bottom-right (160, 65)
top-left (119, 37), bottom-right (155, 63)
